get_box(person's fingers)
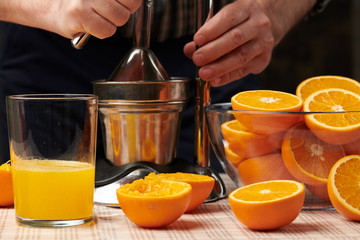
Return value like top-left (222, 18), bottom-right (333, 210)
top-left (79, 13), bottom-right (118, 39)
top-left (193, 0), bottom-right (252, 46)
top-left (209, 53), bottom-right (272, 87)
top-left (183, 41), bottom-right (197, 59)
top-left (192, 19), bottom-right (258, 67)
top-left (92, 0), bottom-right (131, 28)
top-left (116, 0), bottom-right (142, 14)
top-left (198, 37), bottom-right (272, 81)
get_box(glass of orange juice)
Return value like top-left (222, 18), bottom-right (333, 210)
top-left (6, 94), bottom-right (98, 227)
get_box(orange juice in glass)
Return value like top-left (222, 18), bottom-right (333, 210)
top-left (12, 159), bottom-right (95, 221)
top-left (7, 94), bottom-right (98, 227)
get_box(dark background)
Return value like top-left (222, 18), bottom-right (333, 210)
top-left (261, 0), bottom-right (357, 92)
top-left (0, 0), bottom-right (355, 89)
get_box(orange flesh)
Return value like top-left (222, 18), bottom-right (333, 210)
top-left (333, 158), bottom-right (360, 210)
top-left (233, 181), bottom-right (299, 201)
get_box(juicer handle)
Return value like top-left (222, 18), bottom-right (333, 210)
top-left (71, 33), bottom-right (91, 49)
top-left (194, 0), bottom-right (213, 167)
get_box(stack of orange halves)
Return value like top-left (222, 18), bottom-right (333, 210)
top-left (223, 76), bottom-right (360, 229)
top-left (116, 172), bottom-right (215, 228)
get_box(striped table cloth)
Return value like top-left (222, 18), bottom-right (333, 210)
top-left (1, 174), bottom-right (360, 240)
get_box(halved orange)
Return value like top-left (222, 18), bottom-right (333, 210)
top-left (296, 75), bottom-right (360, 101)
top-left (116, 177), bottom-right (192, 228)
top-left (144, 172), bottom-right (214, 212)
top-left (224, 145), bottom-right (243, 167)
top-left (303, 88), bottom-right (360, 145)
top-left (221, 119), bottom-right (283, 161)
top-left (231, 90), bottom-right (302, 134)
top-left (0, 161), bottom-right (13, 206)
top-left (282, 122), bottom-right (346, 185)
top-left (229, 180), bottom-right (305, 230)
top-left (237, 153), bottom-right (296, 185)
top-left (328, 155), bottom-right (360, 221)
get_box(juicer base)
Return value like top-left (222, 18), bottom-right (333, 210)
top-left (94, 157), bottom-right (227, 206)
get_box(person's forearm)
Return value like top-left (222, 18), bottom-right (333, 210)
top-left (0, 0), bottom-right (82, 37)
top-left (257, 0), bottom-right (317, 45)
top-left (0, 0), bottom-right (141, 39)
top-left (0, 0), bottom-right (43, 28)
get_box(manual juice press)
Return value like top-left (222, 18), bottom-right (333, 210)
top-left (73, 0), bottom-right (226, 205)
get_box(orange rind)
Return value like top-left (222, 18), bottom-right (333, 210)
top-left (0, 161), bottom-right (14, 207)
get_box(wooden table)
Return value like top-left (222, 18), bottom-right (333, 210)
top-left (1, 174), bottom-right (360, 240)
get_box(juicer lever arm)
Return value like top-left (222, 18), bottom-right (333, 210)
top-left (194, 0), bottom-right (213, 167)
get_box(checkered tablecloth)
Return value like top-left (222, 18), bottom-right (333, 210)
top-left (1, 174), bottom-right (360, 240)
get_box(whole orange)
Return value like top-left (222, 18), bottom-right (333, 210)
top-left (0, 161), bottom-right (14, 206)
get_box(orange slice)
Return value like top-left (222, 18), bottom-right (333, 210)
top-left (229, 180), bottom-right (305, 230)
top-left (224, 146), bottom-right (244, 167)
top-left (303, 88), bottom-right (360, 145)
top-left (116, 178), bottom-right (192, 228)
top-left (296, 75), bottom-right (360, 101)
top-left (221, 119), bottom-right (283, 161)
top-left (144, 172), bottom-right (214, 212)
top-left (231, 90), bottom-right (302, 134)
top-left (328, 155), bottom-right (360, 221)
top-left (237, 153), bottom-right (296, 185)
top-left (282, 122), bottom-right (346, 185)
top-left (0, 161), bottom-right (13, 206)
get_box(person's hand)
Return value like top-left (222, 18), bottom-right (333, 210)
top-left (184, 0), bottom-right (275, 87)
top-left (54, 0), bottom-right (142, 39)
top-left (0, 0), bottom-right (142, 39)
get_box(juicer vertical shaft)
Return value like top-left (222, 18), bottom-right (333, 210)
top-left (134, 0), bottom-right (152, 48)
top-left (194, 0), bottom-right (213, 167)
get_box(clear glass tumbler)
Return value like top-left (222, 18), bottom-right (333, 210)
top-left (6, 94), bottom-right (98, 227)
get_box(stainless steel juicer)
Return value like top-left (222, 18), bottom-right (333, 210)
top-left (93, 0), bottom-right (185, 167)
top-left (72, 0), bottom-right (226, 206)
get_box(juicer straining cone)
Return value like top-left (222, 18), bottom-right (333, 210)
top-left (108, 0), bottom-right (169, 81)
top-left (72, 0), bottom-right (170, 82)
